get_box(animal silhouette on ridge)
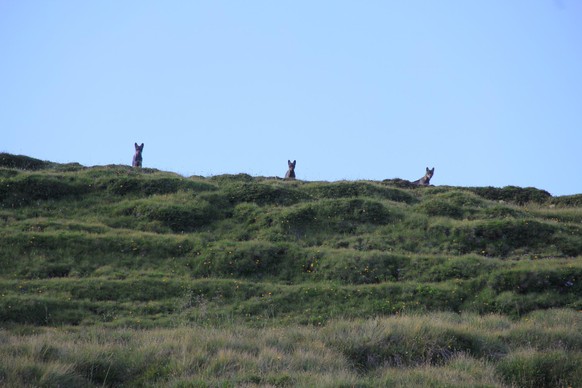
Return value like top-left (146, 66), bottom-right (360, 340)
top-left (412, 167), bottom-right (434, 186)
top-left (285, 160), bottom-right (296, 180)
top-left (132, 143), bottom-right (144, 168)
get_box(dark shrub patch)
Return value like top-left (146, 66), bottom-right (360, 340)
top-left (488, 266), bottom-right (582, 294)
top-left (0, 296), bottom-right (86, 325)
top-left (0, 153), bottom-right (52, 170)
top-left (313, 250), bottom-right (407, 284)
top-left (209, 173), bottom-right (254, 184)
top-left (454, 219), bottom-right (557, 256)
top-left (118, 198), bottom-right (221, 232)
top-left (497, 350), bottom-right (582, 388)
top-left (0, 174), bottom-right (92, 206)
top-left (190, 241), bottom-right (300, 281)
top-left (551, 194), bottom-right (582, 207)
top-left (105, 176), bottom-right (216, 196)
top-left (70, 279), bottom-right (184, 301)
top-left (426, 255), bottom-right (500, 281)
top-left (418, 191), bottom-right (488, 219)
top-left (0, 168), bottom-right (19, 178)
top-left (280, 198), bottom-right (397, 237)
top-left (222, 182), bottom-right (308, 206)
top-left (382, 178), bottom-right (419, 189)
top-left (304, 181), bottom-right (416, 204)
top-left (418, 198), bottom-right (464, 219)
top-left (469, 186), bottom-right (551, 205)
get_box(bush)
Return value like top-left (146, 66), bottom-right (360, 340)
top-left (0, 231), bottom-right (197, 276)
top-left (323, 314), bottom-right (504, 371)
top-left (304, 181), bottom-right (416, 204)
top-left (0, 153), bottom-right (51, 170)
top-left (454, 219), bottom-right (557, 256)
top-left (551, 194), bottom-right (582, 207)
top-left (312, 249), bottom-right (407, 284)
top-left (222, 181), bottom-right (308, 206)
top-left (70, 278), bottom-right (184, 301)
top-left (488, 265), bottom-right (582, 294)
top-left (417, 191), bottom-right (488, 219)
top-left (116, 197), bottom-right (222, 232)
top-left (209, 173), bottom-right (254, 184)
top-left (280, 198), bottom-right (398, 237)
top-left (0, 296), bottom-right (86, 325)
top-left (470, 186), bottom-right (551, 205)
top-left (188, 241), bottom-right (301, 281)
top-left (553, 225), bottom-right (582, 256)
top-left (425, 255), bottom-right (500, 281)
top-left (104, 176), bottom-right (216, 196)
top-left (0, 174), bottom-right (92, 206)
top-left (497, 350), bottom-right (582, 388)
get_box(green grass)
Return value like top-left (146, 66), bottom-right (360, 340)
top-left (1, 310), bottom-right (581, 387)
top-left (1, 152), bottom-right (582, 385)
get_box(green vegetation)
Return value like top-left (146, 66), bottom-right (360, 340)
top-left (1, 152), bottom-right (581, 386)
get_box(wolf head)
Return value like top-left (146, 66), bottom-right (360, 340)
top-left (425, 167), bottom-right (434, 180)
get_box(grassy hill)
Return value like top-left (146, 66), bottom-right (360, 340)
top-left (1, 152), bottom-right (581, 387)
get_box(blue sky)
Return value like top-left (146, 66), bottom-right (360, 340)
top-left (1, 1), bottom-right (581, 196)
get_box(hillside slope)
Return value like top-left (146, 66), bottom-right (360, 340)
top-left (1, 152), bottom-right (581, 327)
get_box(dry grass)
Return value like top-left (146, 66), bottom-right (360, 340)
top-left (1, 310), bottom-right (581, 386)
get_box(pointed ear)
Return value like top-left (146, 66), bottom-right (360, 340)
top-left (426, 167), bottom-right (430, 172)
top-left (293, 160), bottom-right (296, 166)
top-left (135, 143), bottom-right (139, 149)
top-left (140, 143), bottom-right (144, 149)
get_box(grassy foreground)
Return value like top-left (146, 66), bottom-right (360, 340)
top-left (1, 153), bottom-right (582, 386)
top-left (2, 310), bottom-right (582, 387)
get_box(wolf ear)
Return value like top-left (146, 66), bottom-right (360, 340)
top-left (292, 160), bottom-right (296, 167)
top-left (140, 143), bottom-right (144, 149)
top-left (135, 143), bottom-right (139, 149)
top-left (426, 167), bottom-right (430, 172)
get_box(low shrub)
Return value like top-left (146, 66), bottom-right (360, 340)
top-left (0, 174), bottom-right (92, 207)
top-left (279, 198), bottom-right (398, 237)
top-left (304, 181), bottom-right (416, 204)
top-left (488, 262), bottom-right (582, 294)
top-left (69, 278), bottom-right (184, 302)
top-left (0, 231), bottom-right (197, 275)
top-left (469, 186), bottom-right (551, 205)
top-left (378, 354), bottom-right (501, 387)
top-left (311, 249), bottom-right (407, 284)
top-left (116, 197), bottom-right (222, 232)
top-left (425, 255), bottom-right (500, 281)
top-left (0, 296), bottom-right (86, 325)
top-left (208, 173), bottom-right (254, 184)
top-left (188, 241), bottom-right (302, 281)
top-left (0, 153), bottom-right (51, 170)
top-left (496, 349), bottom-right (582, 388)
top-left (417, 190), bottom-right (487, 219)
top-left (382, 178), bottom-right (419, 189)
top-left (322, 314), bottom-right (504, 371)
top-left (454, 219), bottom-right (557, 256)
top-left (222, 181), bottom-right (308, 206)
top-left (491, 291), bottom-right (574, 317)
top-left (103, 176), bottom-right (216, 196)
top-left (551, 194), bottom-right (582, 207)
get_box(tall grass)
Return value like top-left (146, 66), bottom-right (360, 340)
top-left (1, 310), bottom-right (581, 387)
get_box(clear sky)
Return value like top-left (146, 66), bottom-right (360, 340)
top-left (1, 1), bottom-right (581, 196)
